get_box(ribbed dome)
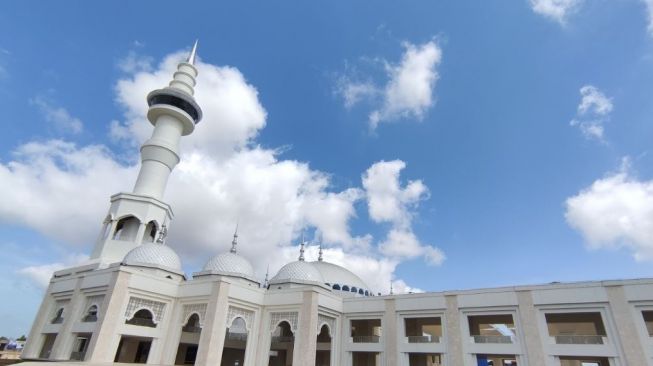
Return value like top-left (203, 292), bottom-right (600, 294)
top-left (270, 261), bottom-right (324, 285)
top-left (123, 243), bottom-right (182, 272)
top-left (203, 252), bottom-right (255, 280)
top-left (312, 261), bottom-right (369, 291)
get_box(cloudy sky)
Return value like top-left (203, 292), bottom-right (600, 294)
top-left (1, 0), bottom-right (653, 337)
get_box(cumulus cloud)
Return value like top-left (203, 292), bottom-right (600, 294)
top-left (565, 158), bottom-right (653, 261)
top-left (1, 50), bottom-right (442, 294)
top-left (18, 254), bottom-right (89, 288)
top-left (30, 96), bottom-right (84, 134)
top-left (337, 39), bottom-right (442, 130)
top-left (569, 85), bottom-right (613, 141)
top-left (529, 0), bottom-right (583, 24)
top-left (643, 0), bottom-right (653, 37)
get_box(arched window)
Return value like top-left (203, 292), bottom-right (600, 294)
top-left (144, 221), bottom-right (158, 242)
top-left (364, 290), bottom-right (369, 296)
top-left (83, 305), bottom-right (98, 322)
top-left (351, 287), bottom-right (358, 293)
top-left (332, 284), bottom-right (341, 290)
top-left (182, 313), bottom-right (201, 333)
top-left (51, 308), bottom-right (64, 324)
top-left (227, 317), bottom-right (248, 341)
top-left (126, 309), bottom-right (156, 328)
top-left (342, 285), bottom-right (350, 292)
top-left (113, 216), bottom-right (140, 241)
top-left (358, 289), bottom-right (364, 295)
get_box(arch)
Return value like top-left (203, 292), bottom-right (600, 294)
top-left (351, 286), bottom-right (358, 293)
top-left (112, 215), bottom-right (141, 241)
top-left (270, 320), bottom-right (294, 335)
top-left (317, 322), bottom-right (331, 337)
top-left (182, 313), bottom-right (201, 333)
top-left (100, 214), bottom-right (114, 239)
top-left (332, 284), bottom-right (341, 290)
top-left (51, 307), bottom-right (64, 323)
top-left (358, 289), bottom-right (364, 295)
top-left (227, 315), bottom-right (249, 332)
top-left (126, 308), bottom-right (156, 327)
top-left (82, 304), bottom-right (98, 322)
top-left (183, 311), bottom-right (202, 327)
top-left (144, 220), bottom-right (159, 242)
top-left (342, 285), bottom-right (350, 292)
top-left (364, 290), bottom-right (369, 296)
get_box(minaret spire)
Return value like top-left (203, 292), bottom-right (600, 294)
top-left (318, 241), bottom-right (323, 262)
top-left (390, 281), bottom-right (394, 295)
top-left (230, 224), bottom-right (238, 253)
top-left (263, 264), bottom-right (269, 288)
top-left (187, 40), bottom-right (198, 65)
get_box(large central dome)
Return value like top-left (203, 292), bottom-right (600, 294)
top-left (123, 243), bottom-right (183, 273)
top-left (270, 260), bottom-right (325, 285)
top-left (203, 252), bottom-right (256, 281)
top-left (312, 261), bottom-right (371, 296)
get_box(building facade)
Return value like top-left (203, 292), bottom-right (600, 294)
top-left (21, 44), bottom-right (653, 366)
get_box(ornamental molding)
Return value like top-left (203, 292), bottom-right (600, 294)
top-left (125, 297), bottom-right (166, 324)
top-left (318, 314), bottom-right (336, 335)
top-left (182, 303), bottom-right (207, 326)
top-left (269, 311), bottom-right (298, 333)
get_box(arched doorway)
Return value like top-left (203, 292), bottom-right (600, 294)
top-left (316, 324), bottom-right (331, 366)
top-left (268, 321), bottom-right (294, 366)
top-left (221, 317), bottom-right (248, 366)
top-left (175, 313), bottom-right (201, 365)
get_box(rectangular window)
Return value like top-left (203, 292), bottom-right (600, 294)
top-left (351, 319), bottom-right (382, 343)
top-left (404, 317), bottom-right (442, 343)
top-left (468, 315), bottom-right (515, 343)
top-left (545, 312), bottom-right (606, 344)
top-left (642, 310), bottom-right (653, 337)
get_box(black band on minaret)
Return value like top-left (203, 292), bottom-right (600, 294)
top-left (147, 88), bottom-right (203, 124)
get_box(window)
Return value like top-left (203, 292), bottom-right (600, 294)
top-left (126, 309), bottom-right (156, 328)
top-left (82, 305), bottom-right (98, 322)
top-left (52, 308), bottom-right (64, 324)
top-left (468, 314), bottom-right (515, 343)
top-left (545, 312), bottom-right (606, 344)
top-left (643, 310), bottom-right (653, 337)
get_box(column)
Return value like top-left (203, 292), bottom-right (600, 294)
top-left (86, 270), bottom-right (132, 363)
top-left (444, 295), bottom-right (464, 366)
top-left (605, 285), bottom-right (648, 365)
top-left (195, 281), bottom-right (230, 366)
top-left (50, 278), bottom-right (86, 360)
top-left (22, 285), bottom-right (56, 359)
top-left (293, 290), bottom-right (319, 366)
top-left (159, 301), bottom-right (185, 364)
top-left (516, 290), bottom-right (546, 366)
top-left (383, 298), bottom-right (398, 366)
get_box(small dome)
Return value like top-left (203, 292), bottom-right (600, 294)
top-left (312, 261), bottom-right (369, 292)
top-left (124, 243), bottom-right (182, 272)
top-left (270, 261), bottom-right (324, 285)
top-left (203, 252), bottom-right (256, 280)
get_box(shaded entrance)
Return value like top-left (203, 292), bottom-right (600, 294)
top-left (221, 317), bottom-right (248, 366)
top-left (114, 336), bottom-right (152, 363)
top-left (175, 313), bottom-right (201, 365)
top-left (408, 353), bottom-right (442, 366)
top-left (315, 324), bottom-right (331, 366)
top-left (38, 334), bottom-right (57, 359)
top-left (268, 321), bottom-right (294, 366)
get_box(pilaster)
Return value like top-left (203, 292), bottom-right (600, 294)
top-left (383, 298), bottom-right (398, 366)
top-left (292, 290), bottom-right (319, 366)
top-left (516, 290), bottom-right (546, 366)
top-left (195, 281), bottom-right (230, 366)
top-left (444, 295), bottom-right (464, 366)
top-left (22, 284), bottom-right (56, 359)
top-left (50, 278), bottom-right (86, 360)
top-left (605, 285), bottom-right (649, 365)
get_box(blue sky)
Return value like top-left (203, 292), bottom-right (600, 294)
top-left (1, 0), bottom-right (653, 337)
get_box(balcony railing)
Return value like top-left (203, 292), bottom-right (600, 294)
top-left (407, 335), bottom-right (440, 343)
top-left (82, 315), bottom-right (97, 322)
top-left (70, 351), bottom-right (86, 361)
top-left (227, 333), bottom-right (248, 342)
top-left (271, 336), bottom-right (294, 343)
top-left (125, 317), bottom-right (156, 327)
top-left (472, 335), bottom-right (513, 344)
top-left (51, 317), bottom-right (64, 324)
top-left (182, 325), bottom-right (202, 333)
top-left (554, 335), bottom-right (604, 344)
top-left (352, 335), bottom-right (380, 343)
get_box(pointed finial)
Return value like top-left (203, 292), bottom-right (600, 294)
top-left (318, 241), bottom-right (323, 262)
top-left (298, 234), bottom-right (305, 261)
top-left (230, 223), bottom-right (238, 253)
top-left (390, 281), bottom-right (394, 295)
top-left (187, 40), bottom-right (199, 65)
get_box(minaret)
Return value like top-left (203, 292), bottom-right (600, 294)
top-left (89, 42), bottom-right (203, 265)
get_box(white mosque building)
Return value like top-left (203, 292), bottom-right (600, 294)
top-left (20, 43), bottom-right (653, 366)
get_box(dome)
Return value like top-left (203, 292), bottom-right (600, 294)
top-left (123, 243), bottom-right (182, 272)
top-left (203, 252), bottom-right (256, 280)
top-left (312, 261), bottom-right (369, 291)
top-left (270, 261), bottom-right (324, 285)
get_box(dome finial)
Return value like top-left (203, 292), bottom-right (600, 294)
top-left (263, 264), bottom-right (269, 288)
top-left (318, 238), bottom-right (323, 262)
top-left (187, 39), bottom-right (199, 65)
top-left (390, 280), bottom-right (394, 295)
top-left (230, 223), bottom-right (238, 253)
top-left (298, 231), bottom-right (306, 261)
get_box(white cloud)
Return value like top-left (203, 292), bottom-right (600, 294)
top-left (18, 254), bottom-right (88, 288)
top-left (30, 97), bottom-right (84, 134)
top-left (0, 50), bottom-right (443, 293)
top-left (529, 0), bottom-right (583, 24)
top-left (565, 158), bottom-right (653, 261)
top-left (117, 51), bottom-right (153, 74)
top-left (643, 0), bottom-right (653, 37)
top-left (569, 85), bottom-right (612, 141)
top-left (337, 39), bottom-right (442, 130)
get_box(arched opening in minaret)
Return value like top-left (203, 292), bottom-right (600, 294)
top-left (268, 321), bottom-right (294, 366)
top-left (113, 216), bottom-right (141, 241)
top-left (221, 316), bottom-right (248, 366)
top-left (144, 221), bottom-right (158, 242)
top-left (174, 313), bottom-right (201, 365)
top-left (316, 324), bottom-right (332, 366)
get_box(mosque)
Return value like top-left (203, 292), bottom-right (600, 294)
top-left (20, 43), bottom-right (653, 366)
